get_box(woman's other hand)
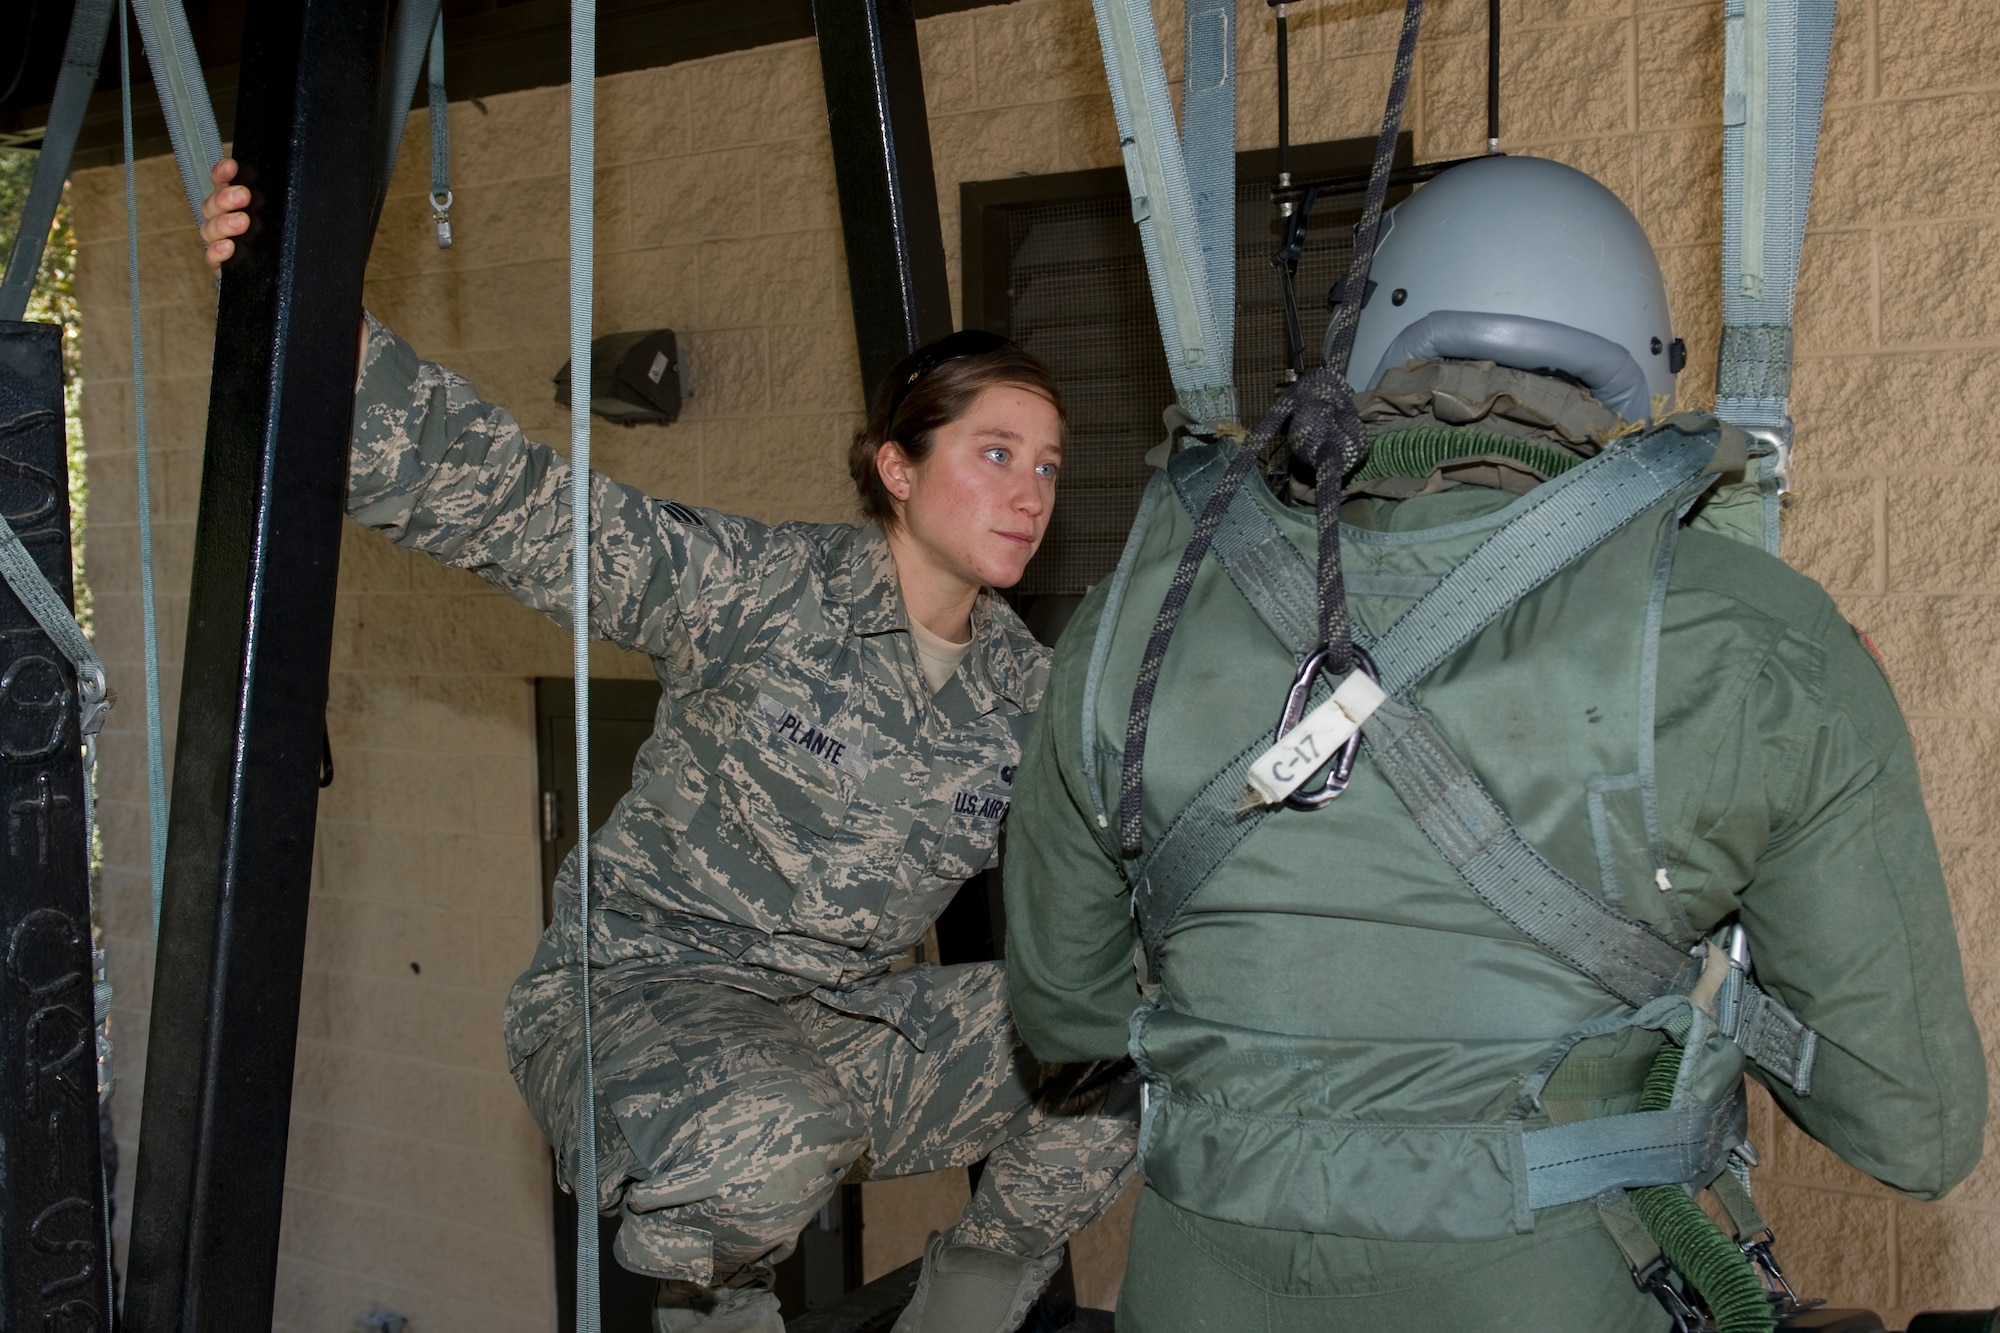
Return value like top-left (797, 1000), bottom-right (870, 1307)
top-left (198, 157), bottom-right (249, 271)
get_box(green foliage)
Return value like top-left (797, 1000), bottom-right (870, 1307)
top-left (0, 146), bottom-right (90, 637)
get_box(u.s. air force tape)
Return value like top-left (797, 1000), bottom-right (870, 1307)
top-left (1245, 670), bottom-right (1389, 806)
top-left (754, 693), bottom-right (872, 782)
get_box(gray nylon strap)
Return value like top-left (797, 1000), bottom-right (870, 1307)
top-left (373, 0), bottom-right (447, 222)
top-left (1364, 696), bottom-right (1700, 1010)
top-left (0, 0), bottom-right (116, 323)
top-left (1716, 960), bottom-right (1818, 1095)
top-left (1091, 0), bottom-right (1235, 424)
top-left (567, 0), bottom-right (602, 1326)
top-left (1521, 1095), bottom-right (1744, 1211)
top-left (129, 0), bottom-right (223, 224)
top-left (428, 10), bottom-right (453, 250)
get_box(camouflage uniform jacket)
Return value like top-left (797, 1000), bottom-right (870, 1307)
top-left (348, 317), bottom-right (1050, 1067)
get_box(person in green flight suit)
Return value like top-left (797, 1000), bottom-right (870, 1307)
top-left (198, 161), bottom-right (1135, 1333)
top-left (1003, 155), bottom-right (1986, 1332)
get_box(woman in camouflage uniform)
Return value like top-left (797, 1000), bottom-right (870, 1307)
top-left (201, 162), bottom-right (1136, 1333)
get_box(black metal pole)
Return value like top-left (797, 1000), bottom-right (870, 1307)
top-left (0, 321), bottom-right (114, 1333)
top-left (1487, 0), bottom-right (1501, 151)
top-left (121, 0), bottom-right (391, 1328)
top-left (811, 0), bottom-right (955, 396)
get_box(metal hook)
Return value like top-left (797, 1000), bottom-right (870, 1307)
top-left (1275, 644), bottom-right (1377, 810)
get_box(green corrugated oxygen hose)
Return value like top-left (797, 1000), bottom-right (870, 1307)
top-left (1629, 1044), bottom-right (1775, 1333)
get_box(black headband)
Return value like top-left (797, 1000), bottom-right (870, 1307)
top-left (885, 329), bottom-right (1017, 423)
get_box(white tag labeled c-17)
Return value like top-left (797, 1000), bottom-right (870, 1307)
top-left (1245, 671), bottom-right (1389, 806)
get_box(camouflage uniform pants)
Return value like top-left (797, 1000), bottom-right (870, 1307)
top-left (514, 960), bottom-right (1138, 1287)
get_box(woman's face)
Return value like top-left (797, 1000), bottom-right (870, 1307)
top-left (881, 383), bottom-right (1062, 592)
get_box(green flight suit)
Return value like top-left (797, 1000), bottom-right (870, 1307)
top-left (346, 318), bottom-right (1136, 1287)
top-left (1004, 433), bottom-right (1985, 1331)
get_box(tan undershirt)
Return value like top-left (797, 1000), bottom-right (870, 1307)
top-left (909, 618), bottom-right (974, 695)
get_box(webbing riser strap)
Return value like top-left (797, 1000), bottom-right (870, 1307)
top-left (0, 0), bottom-right (116, 323)
top-left (1717, 0), bottom-right (1838, 434)
top-left (569, 0), bottom-right (601, 1325)
top-left (1091, 0), bottom-right (1235, 425)
top-left (128, 0), bottom-right (224, 225)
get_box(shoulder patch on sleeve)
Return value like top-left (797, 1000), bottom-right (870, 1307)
top-left (656, 500), bottom-right (705, 527)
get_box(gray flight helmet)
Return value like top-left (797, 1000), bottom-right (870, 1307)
top-left (1341, 155), bottom-right (1678, 424)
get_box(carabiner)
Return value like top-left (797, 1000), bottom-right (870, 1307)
top-left (1274, 644), bottom-right (1377, 810)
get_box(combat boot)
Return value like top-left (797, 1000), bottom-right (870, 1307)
top-left (653, 1281), bottom-right (785, 1333)
top-left (889, 1232), bottom-right (1062, 1333)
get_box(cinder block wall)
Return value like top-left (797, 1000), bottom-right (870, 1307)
top-left (67, 0), bottom-right (1995, 1327)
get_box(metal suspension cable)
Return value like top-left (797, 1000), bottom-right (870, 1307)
top-left (568, 0), bottom-right (601, 1326)
top-left (120, 0), bottom-right (169, 928)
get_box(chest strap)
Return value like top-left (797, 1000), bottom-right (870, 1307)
top-left (1126, 432), bottom-right (1817, 1092)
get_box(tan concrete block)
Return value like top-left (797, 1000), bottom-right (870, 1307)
top-left (1795, 227), bottom-right (1876, 354)
top-left (1880, 221), bottom-right (2000, 348)
top-left (759, 138), bottom-right (842, 236)
top-left (674, 327), bottom-right (769, 420)
top-left (134, 226), bottom-right (223, 309)
top-left (629, 148), bottom-right (759, 246)
top-left (1816, 92), bottom-right (2000, 229)
top-left (317, 970), bottom-right (429, 1057)
top-left (1792, 352), bottom-right (2000, 475)
top-left (357, 590), bottom-right (567, 675)
top-left (370, 171), bottom-right (570, 281)
top-left (68, 166), bottom-right (126, 245)
top-left (1419, 39), bottom-right (1491, 161)
top-left (1637, 6), bottom-right (1722, 130)
top-left (704, 414), bottom-right (855, 525)
top-left (929, 102), bottom-right (1067, 187)
top-left (406, 672), bottom-right (535, 757)
top-left (317, 820), bottom-right (431, 902)
top-left (143, 298), bottom-right (221, 381)
top-left (1070, 1177), bottom-right (1138, 1310)
top-left (591, 419), bottom-right (704, 506)
top-left (479, 912), bottom-right (545, 991)
top-left (1285, 47), bottom-right (1401, 147)
top-left (424, 829), bottom-right (542, 913)
top-left (1833, 594), bottom-right (2000, 715)
top-left (1057, 92), bottom-right (1124, 172)
top-left (971, 2), bottom-right (1103, 109)
top-left (1939, 842), bottom-right (2000, 973)
top-left (861, 1171), bottom-right (970, 1282)
top-left (919, 10), bottom-right (977, 114)
top-left (685, 41), bottom-right (827, 149)
top-left (1906, 717), bottom-right (2000, 842)
top-left (1782, 472), bottom-right (1878, 593)
top-left (1636, 130), bottom-right (1722, 249)
top-left (596, 63), bottom-right (692, 167)
top-left (1896, 1199), bottom-right (2000, 1311)
top-left (595, 245), bottom-right (700, 346)
top-left (470, 756), bottom-right (539, 836)
top-left (449, 84), bottom-right (572, 189)
top-left (1765, 1103), bottom-right (1899, 1196)
top-left (1757, 1180), bottom-right (1898, 1313)
top-left (145, 373), bottom-right (217, 448)
top-left (1655, 241), bottom-right (1721, 406)
top-left (363, 270), bottom-right (473, 355)
top-left (1888, 477), bottom-right (2000, 595)
top-left (767, 323), bottom-right (866, 415)
top-left (418, 984), bottom-right (510, 1069)
top-left (337, 521), bottom-right (412, 592)
top-left (1878, 0), bottom-right (1998, 100)
top-left (697, 231), bottom-right (842, 328)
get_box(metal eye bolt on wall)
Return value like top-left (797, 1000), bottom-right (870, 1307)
top-left (1, 1), bottom-right (1998, 1332)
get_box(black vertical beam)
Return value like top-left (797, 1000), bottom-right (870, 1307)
top-left (812, 0), bottom-right (956, 395)
top-left (122, 0), bottom-right (391, 1328)
top-left (0, 322), bottom-right (114, 1333)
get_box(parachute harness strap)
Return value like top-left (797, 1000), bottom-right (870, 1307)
top-left (119, 0), bottom-right (170, 927)
top-left (428, 12), bottom-right (454, 248)
top-left (1117, 0), bottom-right (1425, 857)
top-left (568, 0), bottom-right (602, 1327)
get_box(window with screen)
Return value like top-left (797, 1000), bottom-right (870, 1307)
top-left (962, 137), bottom-right (1410, 599)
